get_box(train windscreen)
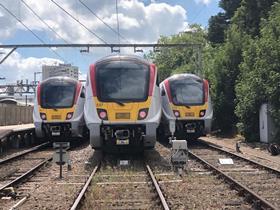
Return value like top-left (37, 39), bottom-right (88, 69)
top-left (41, 81), bottom-right (76, 108)
top-left (96, 61), bottom-right (149, 102)
top-left (170, 78), bottom-right (204, 105)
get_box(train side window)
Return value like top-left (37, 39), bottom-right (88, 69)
top-left (156, 75), bottom-right (159, 86)
top-left (85, 77), bottom-right (89, 87)
top-left (80, 87), bottom-right (85, 98)
top-left (161, 88), bottom-right (166, 96)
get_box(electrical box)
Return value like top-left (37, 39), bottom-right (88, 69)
top-left (171, 140), bottom-right (188, 175)
top-left (259, 104), bottom-right (277, 143)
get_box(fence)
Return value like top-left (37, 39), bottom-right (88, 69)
top-left (0, 104), bottom-right (33, 126)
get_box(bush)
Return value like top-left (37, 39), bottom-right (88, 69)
top-left (235, 2), bottom-right (280, 142)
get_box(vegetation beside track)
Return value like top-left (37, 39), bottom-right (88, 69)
top-left (150, 0), bottom-right (280, 143)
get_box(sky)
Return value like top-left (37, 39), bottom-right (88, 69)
top-left (0, 0), bottom-right (221, 83)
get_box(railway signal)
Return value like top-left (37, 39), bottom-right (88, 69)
top-left (53, 142), bottom-right (70, 178)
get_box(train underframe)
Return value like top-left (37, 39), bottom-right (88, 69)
top-left (174, 120), bottom-right (205, 140)
top-left (35, 121), bottom-right (85, 141)
top-left (88, 122), bottom-right (157, 152)
top-left (159, 119), bottom-right (206, 141)
top-left (100, 124), bottom-right (149, 152)
top-left (42, 123), bottom-right (72, 139)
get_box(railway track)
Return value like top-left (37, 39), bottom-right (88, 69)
top-left (71, 154), bottom-right (169, 210)
top-left (189, 140), bottom-right (280, 209)
top-left (0, 143), bottom-right (52, 195)
top-left (0, 142), bottom-right (52, 209)
top-left (0, 142), bottom-right (50, 165)
top-left (147, 143), bottom-right (254, 209)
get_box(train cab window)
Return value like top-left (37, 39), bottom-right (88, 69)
top-left (170, 78), bottom-right (204, 105)
top-left (41, 81), bottom-right (76, 108)
top-left (96, 60), bottom-right (149, 102)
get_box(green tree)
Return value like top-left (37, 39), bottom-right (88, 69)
top-left (149, 24), bottom-right (207, 81)
top-left (219, 0), bottom-right (242, 19)
top-left (208, 0), bottom-right (241, 44)
top-left (208, 13), bottom-right (227, 44)
top-left (207, 25), bottom-right (250, 133)
top-left (233, 0), bottom-right (277, 37)
top-left (235, 1), bottom-right (280, 142)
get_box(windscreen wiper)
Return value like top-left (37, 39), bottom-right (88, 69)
top-left (112, 100), bottom-right (125, 106)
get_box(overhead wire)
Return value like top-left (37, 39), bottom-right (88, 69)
top-left (0, 3), bottom-right (67, 62)
top-left (183, 4), bottom-right (207, 32)
top-left (20, 0), bottom-right (70, 44)
top-left (50, 0), bottom-right (108, 45)
top-left (115, 0), bottom-right (120, 45)
top-left (78, 0), bottom-right (129, 44)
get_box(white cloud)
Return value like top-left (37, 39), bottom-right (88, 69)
top-left (195, 0), bottom-right (212, 5)
top-left (0, 49), bottom-right (63, 83)
top-left (0, 0), bottom-right (188, 43)
top-left (0, 0), bottom-right (189, 83)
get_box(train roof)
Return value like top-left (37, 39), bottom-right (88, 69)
top-left (163, 73), bottom-right (202, 82)
top-left (94, 54), bottom-right (151, 65)
top-left (40, 76), bottom-right (79, 85)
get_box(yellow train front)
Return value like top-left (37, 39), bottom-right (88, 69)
top-left (33, 76), bottom-right (85, 140)
top-left (159, 73), bottom-right (213, 141)
top-left (84, 55), bottom-right (161, 152)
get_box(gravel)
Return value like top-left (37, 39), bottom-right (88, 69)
top-left (1, 142), bottom-right (94, 210)
top-left (146, 143), bottom-right (253, 209)
top-left (190, 144), bottom-right (280, 208)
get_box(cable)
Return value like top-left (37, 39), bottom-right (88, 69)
top-left (50, 0), bottom-right (108, 45)
top-left (0, 3), bottom-right (66, 62)
top-left (21, 0), bottom-right (69, 44)
top-left (182, 5), bottom-right (206, 32)
top-left (115, 0), bottom-right (120, 45)
top-left (78, 0), bottom-right (129, 44)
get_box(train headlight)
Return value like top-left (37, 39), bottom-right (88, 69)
top-left (173, 110), bottom-right (180, 118)
top-left (97, 109), bottom-right (108, 120)
top-left (66, 112), bottom-right (73, 120)
top-left (199, 110), bottom-right (206, 117)
top-left (138, 108), bottom-right (149, 120)
top-left (40, 113), bottom-right (47, 120)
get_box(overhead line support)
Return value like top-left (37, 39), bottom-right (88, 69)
top-left (0, 48), bottom-right (17, 64)
top-left (0, 43), bottom-right (200, 48)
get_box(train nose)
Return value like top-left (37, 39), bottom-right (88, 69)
top-left (115, 129), bottom-right (130, 140)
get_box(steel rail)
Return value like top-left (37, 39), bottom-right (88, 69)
top-left (197, 139), bottom-right (280, 174)
top-left (146, 164), bottom-right (170, 210)
top-left (0, 43), bottom-right (201, 49)
top-left (189, 150), bottom-right (278, 210)
top-left (0, 142), bottom-right (50, 165)
top-left (70, 164), bottom-right (100, 210)
top-left (0, 157), bottom-right (52, 193)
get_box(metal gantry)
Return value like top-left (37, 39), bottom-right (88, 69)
top-left (0, 81), bottom-right (36, 95)
top-left (0, 43), bottom-right (202, 64)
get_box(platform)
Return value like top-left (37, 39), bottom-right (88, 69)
top-left (0, 124), bottom-right (34, 142)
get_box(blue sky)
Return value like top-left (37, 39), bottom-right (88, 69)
top-left (0, 0), bottom-right (221, 83)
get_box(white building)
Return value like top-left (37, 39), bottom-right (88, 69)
top-left (42, 64), bottom-right (79, 80)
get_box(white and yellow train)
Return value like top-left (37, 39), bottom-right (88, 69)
top-left (33, 57), bottom-right (212, 149)
top-left (33, 76), bottom-right (86, 140)
top-left (84, 55), bottom-right (161, 151)
top-left (159, 73), bottom-right (213, 141)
